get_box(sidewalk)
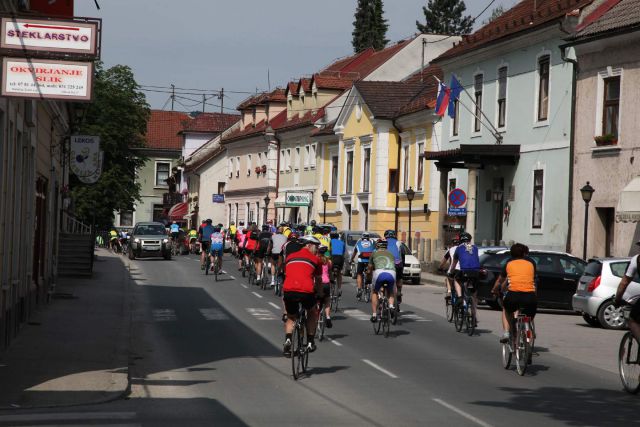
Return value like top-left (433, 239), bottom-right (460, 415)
top-left (0, 249), bottom-right (131, 409)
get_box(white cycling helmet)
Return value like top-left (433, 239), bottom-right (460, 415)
top-left (298, 235), bottom-right (321, 246)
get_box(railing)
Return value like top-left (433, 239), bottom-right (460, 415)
top-left (61, 211), bottom-right (91, 235)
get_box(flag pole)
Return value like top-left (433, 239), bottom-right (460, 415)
top-left (453, 74), bottom-right (503, 144)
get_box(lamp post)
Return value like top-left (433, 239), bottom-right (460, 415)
top-left (263, 194), bottom-right (270, 225)
top-left (580, 182), bottom-right (595, 260)
top-left (493, 189), bottom-right (504, 244)
top-left (406, 187), bottom-right (415, 250)
top-left (321, 190), bottom-right (329, 224)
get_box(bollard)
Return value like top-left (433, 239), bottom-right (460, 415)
top-left (425, 238), bottom-right (432, 262)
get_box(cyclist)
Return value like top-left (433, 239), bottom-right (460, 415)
top-left (109, 229), bottom-right (119, 252)
top-left (329, 231), bottom-right (345, 295)
top-left (270, 226), bottom-right (288, 287)
top-left (439, 235), bottom-right (461, 302)
top-left (615, 247), bottom-right (640, 343)
top-left (209, 225), bottom-right (225, 272)
top-left (384, 230), bottom-right (403, 305)
top-left (305, 220), bottom-right (317, 236)
top-left (170, 221), bottom-right (180, 244)
top-left (319, 226), bottom-right (331, 256)
top-left (451, 232), bottom-right (481, 324)
top-left (281, 222), bottom-right (292, 239)
top-left (244, 225), bottom-right (259, 272)
top-left (237, 228), bottom-right (248, 271)
top-left (317, 246), bottom-right (333, 328)
top-left (282, 235), bottom-right (322, 357)
top-left (492, 243), bottom-right (537, 343)
top-left (368, 239), bottom-right (396, 322)
top-left (188, 227), bottom-right (199, 253)
top-left (350, 232), bottom-right (375, 299)
top-left (254, 225), bottom-right (273, 284)
top-left (199, 219), bottom-right (215, 270)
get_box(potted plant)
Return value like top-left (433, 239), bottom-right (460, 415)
top-left (261, 164), bottom-right (267, 173)
top-left (255, 166), bottom-right (261, 174)
top-left (594, 134), bottom-right (617, 146)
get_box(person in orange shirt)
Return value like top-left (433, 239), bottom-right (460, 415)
top-left (492, 243), bottom-right (537, 343)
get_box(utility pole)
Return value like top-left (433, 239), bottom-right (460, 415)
top-left (202, 94), bottom-right (206, 113)
top-left (170, 84), bottom-right (175, 111)
top-left (219, 88), bottom-right (224, 114)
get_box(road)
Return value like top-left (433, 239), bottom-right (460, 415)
top-left (1, 253), bottom-right (638, 427)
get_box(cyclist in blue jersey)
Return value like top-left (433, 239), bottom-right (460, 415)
top-left (209, 226), bottom-right (225, 272)
top-left (350, 232), bottom-right (375, 299)
top-left (170, 221), bottom-right (180, 243)
top-left (384, 230), bottom-right (403, 304)
top-left (451, 232), bottom-right (480, 324)
top-left (199, 219), bottom-right (215, 270)
top-left (329, 231), bottom-right (345, 295)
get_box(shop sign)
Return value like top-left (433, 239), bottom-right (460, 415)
top-left (1, 17), bottom-right (99, 57)
top-left (212, 194), bottom-right (225, 203)
top-left (447, 207), bottom-right (467, 216)
top-left (285, 191), bottom-right (311, 207)
top-left (1, 57), bottom-right (93, 101)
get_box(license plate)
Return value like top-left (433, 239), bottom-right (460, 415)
top-left (143, 246), bottom-right (160, 251)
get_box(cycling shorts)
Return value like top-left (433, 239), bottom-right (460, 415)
top-left (317, 284), bottom-right (330, 300)
top-left (331, 255), bottom-right (344, 270)
top-left (271, 252), bottom-right (282, 263)
top-left (373, 270), bottom-right (396, 292)
top-left (356, 261), bottom-right (369, 276)
top-left (455, 270), bottom-right (479, 292)
top-left (254, 247), bottom-right (268, 259)
top-left (283, 291), bottom-right (316, 315)
top-left (630, 298), bottom-right (640, 323)
top-left (503, 291), bottom-right (537, 318)
top-left (209, 247), bottom-right (224, 258)
top-left (200, 241), bottom-right (211, 252)
top-left (171, 232), bottom-right (179, 240)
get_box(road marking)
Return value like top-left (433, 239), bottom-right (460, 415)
top-left (221, 270), bottom-right (227, 274)
top-left (327, 337), bottom-right (343, 347)
top-left (432, 398), bottom-right (493, 427)
top-left (19, 424), bottom-right (140, 427)
top-left (342, 309), bottom-right (371, 321)
top-left (402, 313), bottom-right (432, 322)
top-left (362, 359), bottom-right (398, 379)
top-left (268, 302), bottom-right (280, 310)
top-left (240, 284), bottom-right (248, 289)
top-left (0, 412), bottom-right (137, 422)
top-left (251, 291), bottom-right (263, 299)
top-left (152, 309), bottom-right (176, 322)
top-left (229, 275), bottom-right (236, 280)
top-left (199, 308), bottom-right (230, 320)
top-left (246, 308), bottom-right (276, 320)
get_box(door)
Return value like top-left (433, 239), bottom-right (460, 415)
top-left (558, 256), bottom-right (586, 308)
top-left (529, 253), bottom-right (562, 307)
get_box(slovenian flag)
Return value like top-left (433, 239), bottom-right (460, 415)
top-left (435, 82), bottom-right (450, 117)
top-left (448, 75), bottom-right (463, 119)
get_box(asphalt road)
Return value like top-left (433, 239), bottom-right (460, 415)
top-left (1, 253), bottom-right (638, 427)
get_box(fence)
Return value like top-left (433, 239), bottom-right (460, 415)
top-left (61, 211), bottom-right (91, 235)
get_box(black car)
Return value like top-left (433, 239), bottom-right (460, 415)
top-left (476, 250), bottom-right (586, 310)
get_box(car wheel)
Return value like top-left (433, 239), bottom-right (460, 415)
top-left (597, 300), bottom-right (627, 330)
top-left (582, 313), bottom-right (601, 327)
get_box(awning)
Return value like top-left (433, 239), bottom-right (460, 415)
top-left (424, 144), bottom-right (520, 169)
top-left (616, 177), bottom-right (640, 222)
top-left (168, 202), bottom-right (189, 221)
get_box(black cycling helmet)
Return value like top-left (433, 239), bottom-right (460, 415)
top-left (261, 224), bottom-right (270, 232)
top-left (205, 219), bottom-right (212, 224)
top-left (362, 232), bottom-right (371, 239)
top-left (288, 231), bottom-right (300, 240)
top-left (322, 226), bottom-right (331, 234)
top-left (384, 229), bottom-right (396, 239)
top-left (310, 220), bottom-right (317, 226)
top-left (330, 231), bottom-right (339, 239)
top-left (375, 238), bottom-right (388, 249)
top-left (312, 226), bottom-right (321, 234)
top-left (459, 232), bottom-right (472, 243)
top-left (213, 226), bottom-right (221, 232)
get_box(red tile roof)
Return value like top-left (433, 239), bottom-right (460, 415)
top-left (574, 0), bottom-right (639, 38)
top-left (322, 48), bottom-right (376, 73)
top-left (237, 88), bottom-right (287, 110)
top-left (297, 78), bottom-right (312, 94)
top-left (398, 65), bottom-right (443, 116)
top-left (274, 108), bottom-right (327, 133)
top-left (354, 81), bottom-right (426, 119)
top-left (180, 112), bottom-right (240, 134)
top-left (436, 0), bottom-right (593, 62)
top-left (145, 110), bottom-right (190, 150)
top-left (222, 109), bottom-right (288, 144)
top-left (311, 74), bottom-right (354, 90)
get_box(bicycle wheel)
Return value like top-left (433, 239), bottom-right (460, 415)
top-left (501, 341), bottom-right (512, 369)
top-left (445, 298), bottom-right (453, 323)
top-left (373, 302), bottom-right (383, 335)
top-left (241, 261), bottom-right (246, 277)
top-left (317, 310), bottom-right (326, 341)
top-left (382, 305), bottom-right (391, 338)
top-left (465, 303), bottom-right (475, 336)
top-left (204, 257), bottom-right (210, 276)
top-left (364, 284), bottom-right (371, 303)
top-left (214, 259), bottom-right (219, 281)
top-left (454, 304), bottom-right (464, 332)
top-left (515, 323), bottom-right (529, 376)
top-left (291, 325), bottom-right (302, 380)
top-left (619, 332), bottom-right (640, 394)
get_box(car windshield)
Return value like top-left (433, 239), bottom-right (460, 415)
top-left (346, 233), bottom-right (380, 246)
top-left (583, 261), bottom-right (602, 277)
top-left (134, 225), bottom-right (166, 236)
top-left (479, 253), bottom-right (509, 268)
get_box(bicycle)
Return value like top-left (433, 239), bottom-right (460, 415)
top-left (618, 300), bottom-right (640, 394)
top-left (330, 267), bottom-right (340, 313)
top-left (291, 303), bottom-right (310, 380)
top-left (273, 257), bottom-right (283, 297)
top-left (204, 253), bottom-right (211, 276)
top-left (211, 253), bottom-right (221, 281)
top-left (373, 282), bottom-right (392, 337)
top-left (259, 260), bottom-right (270, 290)
top-left (501, 311), bottom-right (535, 375)
top-left (247, 255), bottom-right (256, 286)
top-left (317, 300), bottom-right (327, 342)
top-left (171, 238), bottom-right (180, 257)
top-left (453, 277), bottom-right (476, 336)
top-left (357, 272), bottom-right (371, 303)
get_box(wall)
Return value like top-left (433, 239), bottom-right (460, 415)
top-left (135, 149), bottom-right (180, 223)
top-left (196, 153), bottom-right (228, 226)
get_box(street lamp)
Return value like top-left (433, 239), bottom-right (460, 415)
top-left (493, 189), bottom-right (504, 244)
top-left (406, 187), bottom-right (415, 250)
top-left (580, 181), bottom-right (595, 260)
top-left (321, 190), bottom-right (329, 224)
top-left (263, 194), bottom-right (270, 225)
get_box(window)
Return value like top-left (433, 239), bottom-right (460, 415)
top-left (257, 152), bottom-right (262, 168)
top-left (331, 155), bottom-right (339, 195)
top-left (235, 157), bottom-right (240, 177)
top-left (497, 67), bottom-right (507, 128)
top-left (310, 144), bottom-right (316, 168)
top-left (247, 154), bottom-right (252, 176)
top-left (537, 56), bottom-right (550, 121)
top-left (389, 169), bottom-right (398, 193)
top-left (532, 169), bottom-right (544, 229)
top-left (152, 204), bottom-right (164, 222)
top-left (248, 202), bottom-right (254, 223)
top-left (603, 76), bottom-right (620, 137)
top-left (120, 210), bottom-right (133, 227)
top-left (228, 158), bottom-right (233, 178)
top-left (295, 147), bottom-right (300, 170)
top-left (363, 147), bottom-right (371, 192)
top-left (402, 146), bottom-right (409, 191)
top-left (155, 162), bottom-right (170, 186)
top-left (280, 150), bottom-right (285, 171)
top-left (416, 142), bottom-right (424, 191)
top-left (474, 74), bottom-right (483, 132)
top-left (452, 100), bottom-right (460, 136)
top-left (286, 149), bottom-right (291, 171)
top-left (346, 151), bottom-right (354, 194)
top-left (304, 145), bottom-right (310, 168)
top-left (217, 182), bottom-right (225, 194)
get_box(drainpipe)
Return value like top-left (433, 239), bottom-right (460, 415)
top-left (561, 42), bottom-right (578, 254)
top-left (392, 119), bottom-right (402, 233)
top-left (265, 127), bottom-right (280, 220)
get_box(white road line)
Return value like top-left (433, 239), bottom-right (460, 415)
top-left (432, 398), bottom-right (493, 427)
top-left (229, 275), bottom-right (236, 280)
top-left (362, 359), bottom-right (398, 379)
top-left (268, 302), bottom-right (280, 310)
top-left (252, 291), bottom-right (263, 299)
top-left (199, 308), bottom-right (230, 320)
top-left (343, 309), bottom-right (372, 321)
top-left (152, 309), bottom-right (176, 322)
top-left (327, 337), bottom-right (343, 347)
top-left (0, 412), bottom-right (137, 422)
top-left (240, 284), bottom-right (248, 289)
top-left (246, 308), bottom-right (276, 320)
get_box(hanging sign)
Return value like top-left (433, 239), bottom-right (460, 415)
top-left (286, 191), bottom-right (312, 207)
top-left (70, 135), bottom-right (101, 183)
top-left (1, 57), bottom-right (93, 101)
top-left (1, 17), bottom-right (99, 57)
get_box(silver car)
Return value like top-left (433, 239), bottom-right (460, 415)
top-left (339, 230), bottom-right (380, 276)
top-left (129, 222), bottom-right (172, 260)
top-left (572, 258), bottom-right (640, 329)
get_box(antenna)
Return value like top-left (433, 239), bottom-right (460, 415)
top-left (268, 69), bottom-right (271, 92)
top-left (170, 84), bottom-right (175, 111)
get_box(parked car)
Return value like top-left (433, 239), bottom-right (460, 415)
top-left (339, 230), bottom-right (380, 276)
top-left (572, 258), bottom-right (640, 329)
top-left (476, 249), bottom-right (586, 310)
top-left (399, 241), bottom-right (421, 284)
top-left (129, 222), bottom-right (172, 260)
top-left (478, 246), bottom-right (508, 256)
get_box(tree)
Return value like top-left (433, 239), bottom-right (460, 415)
top-left (416, 0), bottom-right (474, 35)
top-left (482, 5), bottom-right (505, 25)
top-left (352, 0), bottom-right (389, 53)
top-left (70, 63), bottom-right (150, 229)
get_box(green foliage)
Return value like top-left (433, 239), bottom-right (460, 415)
top-left (70, 63), bottom-right (150, 229)
top-left (352, 0), bottom-right (389, 53)
top-left (482, 5), bottom-right (505, 25)
top-left (416, 0), bottom-right (474, 35)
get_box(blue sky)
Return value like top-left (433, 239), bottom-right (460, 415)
top-left (76, 0), bottom-right (520, 111)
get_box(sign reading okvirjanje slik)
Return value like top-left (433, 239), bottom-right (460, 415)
top-left (1, 57), bottom-right (93, 101)
top-left (1, 17), bottom-right (99, 57)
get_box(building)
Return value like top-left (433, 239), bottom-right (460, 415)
top-left (566, 0), bottom-right (640, 257)
top-left (428, 0), bottom-right (593, 252)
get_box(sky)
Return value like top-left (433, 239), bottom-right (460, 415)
top-left (76, 0), bottom-right (520, 113)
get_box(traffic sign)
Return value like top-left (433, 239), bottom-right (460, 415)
top-left (448, 207), bottom-right (467, 216)
top-left (448, 188), bottom-right (467, 207)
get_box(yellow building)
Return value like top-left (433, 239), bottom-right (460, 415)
top-left (319, 68), bottom-right (442, 251)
